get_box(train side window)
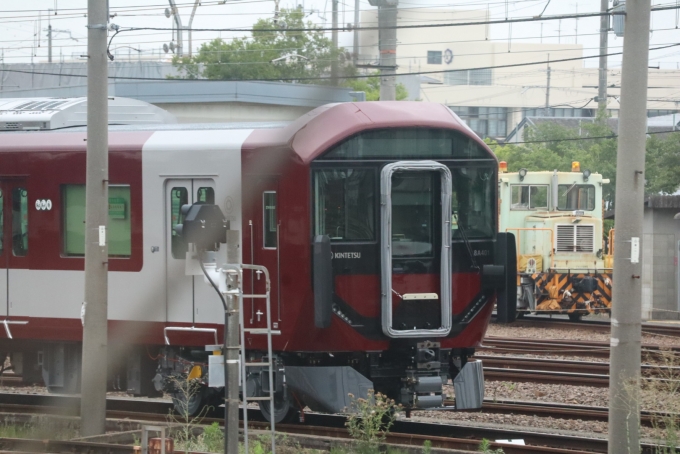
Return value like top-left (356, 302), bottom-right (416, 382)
top-left (11, 188), bottom-right (28, 257)
top-left (62, 185), bottom-right (132, 257)
top-left (171, 187), bottom-right (189, 259)
top-left (511, 185), bottom-right (548, 210)
top-left (197, 187), bottom-right (215, 205)
top-left (263, 191), bottom-right (277, 249)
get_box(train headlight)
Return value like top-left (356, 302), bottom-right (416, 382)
top-left (582, 169), bottom-right (591, 182)
top-left (518, 168), bottom-right (528, 181)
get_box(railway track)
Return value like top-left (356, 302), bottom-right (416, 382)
top-left (505, 315), bottom-right (680, 338)
top-left (481, 336), bottom-right (680, 359)
top-left (477, 354), bottom-right (680, 387)
top-left (0, 392), bottom-right (663, 454)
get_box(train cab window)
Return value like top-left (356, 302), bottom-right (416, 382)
top-left (11, 188), bottom-right (28, 257)
top-left (263, 191), bottom-right (277, 249)
top-left (511, 185), bottom-right (549, 210)
top-left (558, 184), bottom-right (595, 211)
top-left (197, 187), bottom-right (214, 205)
top-left (314, 169), bottom-right (375, 241)
top-left (0, 189), bottom-right (3, 255)
top-left (170, 187), bottom-right (189, 259)
top-left (392, 173), bottom-right (434, 258)
top-left (62, 185), bottom-right (132, 257)
top-left (451, 166), bottom-right (495, 239)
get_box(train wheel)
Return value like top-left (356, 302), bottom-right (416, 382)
top-left (171, 386), bottom-right (208, 418)
top-left (568, 313), bottom-right (583, 322)
top-left (259, 394), bottom-right (298, 424)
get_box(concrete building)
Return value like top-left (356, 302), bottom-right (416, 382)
top-left (641, 196), bottom-right (680, 320)
top-left (0, 62), bottom-right (355, 122)
top-left (359, 8), bottom-right (680, 140)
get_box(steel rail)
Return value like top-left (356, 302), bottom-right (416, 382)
top-left (481, 336), bottom-right (680, 359)
top-left (0, 392), bottom-right (665, 454)
top-left (502, 315), bottom-right (680, 338)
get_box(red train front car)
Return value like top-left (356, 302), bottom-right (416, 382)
top-left (0, 100), bottom-right (514, 422)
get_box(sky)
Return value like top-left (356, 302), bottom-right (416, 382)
top-left (0, 0), bottom-right (678, 69)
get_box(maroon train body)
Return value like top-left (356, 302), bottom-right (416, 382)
top-left (0, 101), bottom-right (512, 421)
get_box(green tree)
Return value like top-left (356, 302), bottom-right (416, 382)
top-left (172, 8), bottom-right (355, 83)
top-left (646, 132), bottom-right (680, 194)
top-left (343, 72), bottom-right (409, 101)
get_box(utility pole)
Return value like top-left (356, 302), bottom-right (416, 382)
top-left (597, 0), bottom-right (610, 112)
top-left (544, 55), bottom-right (551, 116)
top-left (168, 0), bottom-right (183, 57)
top-left (187, 0), bottom-right (199, 58)
top-left (353, 0), bottom-right (360, 65)
top-left (370, 0), bottom-right (398, 101)
top-left (331, 0), bottom-right (339, 85)
top-left (80, 0), bottom-right (109, 438)
top-left (608, 0), bottom-right (651, 452)
top-left (47, 24), bottom-right (52, 63)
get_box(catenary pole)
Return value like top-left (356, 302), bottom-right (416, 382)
top-left (353, 0), bottom-right (360, 65)
top-left (378, 0), bottom-right (397, 101)
top-left (47, 24), bottom-right (52, 63)
top-left (331, 0), bottom-right (338, 85)
top-left (597, 0), bottom-right (609, 111)
top-left (544, 55), bottom-right (551, 115)
top-left (80, 0), bottom-right (109, 437)
top-left (608, 0), bottom-right (650, 452)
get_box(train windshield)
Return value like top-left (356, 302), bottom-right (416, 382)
top-left (451, 166), bottom-right (495, 239)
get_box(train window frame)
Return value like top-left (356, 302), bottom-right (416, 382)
top-left (263, 191), bottom-right (278, 249)
top-left (510, 185), bottom-right (549, 211)
top-left (62, 184), bottom-right (132, 258)
top-left (557, 184), bottom-right (596, 211)
top-left (312, 167), bottom-right (377, 243)
top-left (11, 187), bottom-right (29, 257)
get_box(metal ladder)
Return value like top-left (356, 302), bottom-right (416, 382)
top-left (224, 264), bottom-right (276, 454)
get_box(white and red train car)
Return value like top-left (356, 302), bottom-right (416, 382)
top-left (0, 99), bottom-right (514, 422)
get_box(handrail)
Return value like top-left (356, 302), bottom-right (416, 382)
top-left (163, 327), bottom-right (217, 346)
top-left (505, 227), bottom-right (555, 270)
top-left (608, 228), bottom-right (616, 256)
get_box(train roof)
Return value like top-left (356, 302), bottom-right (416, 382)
top-left (0, 101), bottom-right (494, 164)
top-left (0, 97), bottom-right (176, 131)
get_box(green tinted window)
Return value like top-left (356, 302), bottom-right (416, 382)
top-left (197, 187), bottom-right (215, 204)
top-left (322, 129), bottom-right (489, 160)
top-left (12, 188), bottom-right (28, 257)
top-left (171, 187), bottom-right (189, 259)
top-left (63, 185), bottom-right (132, 257)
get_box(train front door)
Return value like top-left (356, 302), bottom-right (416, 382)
top-left (380, 163), bottom-right (452, 339)
top-left (165, 178), bottom-right (216, 324)
top-left (244, 177), bottom-right (280, 330)
top-left (0, 179), bottom-right (30, 318)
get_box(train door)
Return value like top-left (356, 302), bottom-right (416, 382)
top-left (164, 178), bottom-right (216, 324)
top-left (380, 163), bottom-right (452, 338)
top-left (244, 177), bottom-right (280, 330)
top-left (0, 179), bottom-right (29, 318)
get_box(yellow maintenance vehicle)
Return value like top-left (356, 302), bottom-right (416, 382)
top-left (498, 161), bottom-right (613, 321)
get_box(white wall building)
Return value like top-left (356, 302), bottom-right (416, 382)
top-left (360, 8), bottom-right (680, 140)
